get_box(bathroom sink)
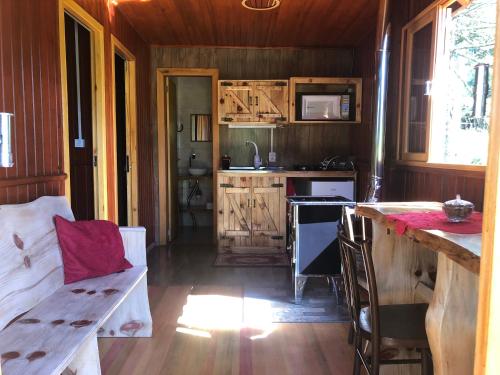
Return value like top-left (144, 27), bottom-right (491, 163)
top-left (188, 167), bottom-right (207, 176)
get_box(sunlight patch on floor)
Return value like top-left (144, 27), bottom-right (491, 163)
top-left (176, 294), bottom-right (275, 339)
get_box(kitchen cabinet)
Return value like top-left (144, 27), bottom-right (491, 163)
top-left (217, 174), bottom-right (286, 251)
top-left (218, 80), bottom-right (288, 125)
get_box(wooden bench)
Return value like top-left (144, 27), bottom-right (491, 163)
top-left (0, 196), bottom-right (153, 375)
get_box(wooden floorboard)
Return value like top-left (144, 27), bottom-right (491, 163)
top-left (98, 228), bottom-right (353, 374)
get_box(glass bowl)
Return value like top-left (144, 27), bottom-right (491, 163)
top-left (442, 195), bottom-right (474, 222)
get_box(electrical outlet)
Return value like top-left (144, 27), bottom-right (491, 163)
top-left (74, 138), bottom-right (85, 148)
top-left (269, 151), bottom-right (276, 163)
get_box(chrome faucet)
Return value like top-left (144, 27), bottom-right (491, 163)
top-left (245, 141), bottom-right (262, 169)
top-left (189, 153), bottom-right (197, 168)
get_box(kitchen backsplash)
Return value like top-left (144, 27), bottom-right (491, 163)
top-left (219, 124), bottom-right (352, 168)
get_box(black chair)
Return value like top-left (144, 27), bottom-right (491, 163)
top-left (339, 207), bottom-right (369, 345)
top-left (338, 232), bottom-right (433, 375)
top-left (341, 206), bottom-right (369, 286)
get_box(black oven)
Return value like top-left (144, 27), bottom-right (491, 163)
top-left (287, 196), bottom-right (355, 303)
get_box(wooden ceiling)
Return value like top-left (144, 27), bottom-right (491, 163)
top-left (114, 0), bottom-right (379, 48)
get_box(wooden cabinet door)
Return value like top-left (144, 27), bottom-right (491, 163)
top-left (217, 175), bottom-right (252, 250)
top-left (218, 81), bottom-right (255, 124)
top-left (251, 176), bottom-right (286, 251)
top-left (252, 80), bottom-right (288, 123)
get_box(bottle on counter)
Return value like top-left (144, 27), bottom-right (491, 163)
top-left (221, 154), bottom-right (231, 170)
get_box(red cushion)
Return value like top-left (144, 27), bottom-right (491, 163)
top-left (54, 215), bottom-right (132, 284)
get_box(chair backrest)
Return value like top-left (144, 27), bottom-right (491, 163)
top-left (339, 232), bottom-right (381, 373)
top-left (341, 205), bottom-right (369, 242)
top-left (342, 206), bottom-right (356, 241)
top-left (0, 196), bottom-right (74, 330)
top-left (338, 231), bottom-right (363, 332)
top-left (360, 239), bottom-right (381, 372)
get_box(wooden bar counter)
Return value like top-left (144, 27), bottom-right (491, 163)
top-left (356, 202), bottom-right (480, 375)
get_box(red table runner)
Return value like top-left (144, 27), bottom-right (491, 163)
top-left (386, 211), bottom-right (483, 235)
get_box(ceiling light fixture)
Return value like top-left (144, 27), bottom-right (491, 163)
top-left (241, 0), bottom-right (281, 11)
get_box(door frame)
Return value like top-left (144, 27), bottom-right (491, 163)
top-left (474, 1), bottom-right (500, 372)
top-left (58, 0), bottom-right (108, 219)
top-left (111, 35), bottom-right (138, 226)
top-left (156, 68), bottom-right (219, 245)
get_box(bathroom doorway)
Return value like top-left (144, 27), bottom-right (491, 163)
top-left (157, 69), bottom-right (219, 245)
top-left (111, 36), bottom-right (138, 227)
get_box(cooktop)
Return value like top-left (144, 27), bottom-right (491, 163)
top-left (293, 159), bottom-right (355, 171)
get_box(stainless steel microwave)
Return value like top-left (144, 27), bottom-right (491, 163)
top-left (297, 94), bottom-right (351, 121)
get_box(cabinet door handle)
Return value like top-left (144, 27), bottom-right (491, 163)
top-left (249, 92), bottom-right (252, 105)
top-left (253, 199), bottom-right (256, 208)
top-left (248, 199), bottom-right (251, 208)
top-left (255, 96), bottom-right (259, 106)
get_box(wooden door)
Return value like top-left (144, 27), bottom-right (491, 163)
top-left (64, 14), bottom-right (95, 220)
top-left (217, 175), bottom-right (252, 250)
top-left (166, 78), bottom-right (179, 241)
top-left (218, 81), bottom-right (255, 123)
top-left (251, 176), bottom-right (286, 251)
top-left (252, 81), bottom-right (288, 123)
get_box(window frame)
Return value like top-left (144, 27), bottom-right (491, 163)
top-left (398, 7), bottom-right (439, 162)
top-left (397, 0), bottom-right (486, 170)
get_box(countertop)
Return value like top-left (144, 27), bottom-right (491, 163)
top-left (356, 202), bottom-right (481, 274)
top-left (217, 169), bottom-right (357, 178)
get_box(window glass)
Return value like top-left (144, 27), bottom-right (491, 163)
top-left (408, 23), bottom-right (434, 153)
top-left (430, 0), bottom-right (496, 165)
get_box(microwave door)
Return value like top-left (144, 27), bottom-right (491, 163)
top-left (301, 95), bottom-right (341, 120)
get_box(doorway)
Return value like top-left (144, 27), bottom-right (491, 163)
top-left (59, 0), bottom-right (107, 220)
top-left (64, 14), bottom-right (94, 220)
top-left (157, 69), bottom-right (219, 245)
top-left (111, 36), bottom-right (138, 227)
top-left (115, 54), bottom-right (127, 225)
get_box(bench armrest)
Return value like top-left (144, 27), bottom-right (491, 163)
top-left (119, 227), bottom-right (147, 267)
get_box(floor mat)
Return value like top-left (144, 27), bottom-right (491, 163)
top-left (213, 252), bottom-right (290, 267)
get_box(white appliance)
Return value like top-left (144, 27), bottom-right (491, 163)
top-left (308, 180), bottom-right (355, 200)
top-left (299, 94), bottom-right (351, 121)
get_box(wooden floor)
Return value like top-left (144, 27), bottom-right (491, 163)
top-left (98, 228), bottom-right (354, 374)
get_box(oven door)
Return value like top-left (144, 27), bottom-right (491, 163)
top-left (295, 204), bottom-right (343, 275)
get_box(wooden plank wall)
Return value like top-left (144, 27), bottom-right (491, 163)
top-left (0, 0), bottom-right (155, 246)
top-left (151, 47), bottom-right (373, 202)
top-left (370, 0), bottom-right (486, 210)
top-left (0, 1), bottom-right (65, 203)
top-left (353, 32), bottom-right (376, 200)
top-left (218, 125), bottom-right (353, 168)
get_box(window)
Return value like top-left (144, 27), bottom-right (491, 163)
top-left (400, 9), bottom-right (437, 161)
top-left (399, 0), bottom-right (496, 166)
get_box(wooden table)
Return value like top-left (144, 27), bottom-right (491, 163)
top-left (356, 202), bottom-right (480, 375)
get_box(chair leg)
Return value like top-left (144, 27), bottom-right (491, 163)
top-left (353, 334), bottom-right (362, 375)
top-left (421, 349), bottom-right (433, 375)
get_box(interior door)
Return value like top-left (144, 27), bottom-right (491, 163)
top-left (166, 78), bottom-right (179, 241)
top-left (218, 175), bottom-right (252, 250)
top-left (64, 14), bottom-right (95, 220)
top-left (218, 81), bottom-right (255, 123)
top-left (114, 53), bottom-right (128, 226)
top-left (252, 81), bottom-right (288, 123)
top-left (251, 176), bottom-right (286, 250)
